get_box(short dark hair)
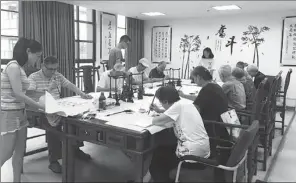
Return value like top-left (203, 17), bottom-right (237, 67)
top-left (236, 61), bottom-right (248, 69)
top-left (191, 66), bottom-right (213, 81)
top-left (155, 86), bottom-right (180, 104)
top-left (202, 47), bottom-right (214, 59)
top-left (12, 37), bottom-right (42, 66)
top-left (43, 56), bottom-right (58, 65)
top-left (119, 35), bottom-right (131, 43)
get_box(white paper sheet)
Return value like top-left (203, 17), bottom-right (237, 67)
top-left (45, 92), bottom-right (93, 117)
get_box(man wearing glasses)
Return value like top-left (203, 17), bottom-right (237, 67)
top-left (27, 56), bottom-right (92, 174)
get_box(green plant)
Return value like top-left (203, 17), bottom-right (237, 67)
top-left (179, 35), bottom-right (201, 79)
top-left (241, 25), bottom-right (270, 67)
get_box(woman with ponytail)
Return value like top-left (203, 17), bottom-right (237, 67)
top-left (1, 37), bottom-right (45, 182)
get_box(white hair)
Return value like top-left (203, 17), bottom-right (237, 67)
top-left (218, 65), bottom-right (232, 78)
top-left (247, 65), bottom-right (258, 72)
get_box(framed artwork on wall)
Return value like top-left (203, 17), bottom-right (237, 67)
top-left (151, 26), bottom-right (172, 63)
top-left (280, 16), bottom-right (296, 66)
top-left (101, 12), bottom-right (117, 61)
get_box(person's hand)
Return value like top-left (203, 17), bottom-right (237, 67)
top-left (48, 80), bottom-right (59, 91)
top-left (38, 95), bottom-right (46, 111)
top-left (178, 90), bottom-right (185, 97)
top-left (80, 93), bottom-right (93, 99)
top-left (149, 104), bottom-right (162, 113)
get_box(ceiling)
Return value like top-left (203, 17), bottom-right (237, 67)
top-left (62, 1), bottom-right (296, 20)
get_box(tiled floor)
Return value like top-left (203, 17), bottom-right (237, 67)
top-left (268, 111), bottom-right (296, 182)
top-left (1, 111), bottom-right (296, 182)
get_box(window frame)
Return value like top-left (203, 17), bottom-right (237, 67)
top-left (1, 2), bottom-right (19, 65)
top-left (74, 6), bottom-right (96, 66)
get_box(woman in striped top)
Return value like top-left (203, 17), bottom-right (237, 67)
top-left (1, 37), bottom-right (45, 182)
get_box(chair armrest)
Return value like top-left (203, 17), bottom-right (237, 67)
top-left (179, 155), bottom-right (219, 167)
top-left (276, 94), bottom-right (284, 97)
top-left (236, 109), bottom-right (251, 114)
top-left (210, 137), bottom-right (235, 146)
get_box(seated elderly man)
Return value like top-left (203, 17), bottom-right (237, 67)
top-left (219, 65), bottom-right (246, 110)
top-left (232, 67), bottom-right (255, 107)
top-left (149, 61), bottom-right (169, 79)
top-left (27, 56), bottom-right (93, 174)
top-left (128, 58), bottom-right (163, 85)
top-left (247, 65), bottom-right (266, 89)
top-left (97, 63), bottom-right (127, 92)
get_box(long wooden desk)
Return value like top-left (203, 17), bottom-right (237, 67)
top-left (26, 81), bottom-right (199, 182)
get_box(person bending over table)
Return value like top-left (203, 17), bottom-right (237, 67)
top-left (149, 86), bottom-right (210, 182)
top-left (128, 58), bottom-right (164, 85)
top-left (96, 63), bottom-right (127, 92)
top-left (246, 64), bottom-right (267, 89)
top-left (232, 67), bottom-right (255, 108)
top-left (27, 56), bottom-right (93, 174)
top-left (148, 61), bottom-right (169, 79)
top-left (179, 66), bottom-right (231, 181)
top-left (1, 38), bottom-right (45, 183)
top-left (218, 65), bottom-right (246, 110)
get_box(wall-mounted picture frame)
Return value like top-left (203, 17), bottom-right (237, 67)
top-left (100, 12), bottom-right (117, 61)
top-left (280, 16), bottom-right (296, 66)
top-left (151, 26), bottom-right (172, 63)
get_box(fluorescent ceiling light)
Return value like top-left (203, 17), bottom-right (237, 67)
top-left (141, 12), bottom-right (165, 16)
top-left (212, 5), bottom-right (241, 11)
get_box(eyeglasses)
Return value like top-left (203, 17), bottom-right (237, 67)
top-left (44, 64), bottom-right (58, 71)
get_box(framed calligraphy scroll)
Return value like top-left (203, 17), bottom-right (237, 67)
top-left (101, 12), bottom-right (117, 61)
top-left (280, 16), bottom-right (296, 66)
top-left (151, 26), bottom-right (172, 63)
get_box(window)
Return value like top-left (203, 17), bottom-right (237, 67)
top-left (1, 1), bottom-right (19, 64)
top-left (74, 5), bottom-right (96, 90)
top-left (117, 15), bottom-right (126, 58)
top-left (74, 5), bottom-right (96, 63)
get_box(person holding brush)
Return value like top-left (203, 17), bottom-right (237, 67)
top-left (149, 86), bottom-right (210, 182)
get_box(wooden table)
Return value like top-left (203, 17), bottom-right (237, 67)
top-left (26, 82), bottom-right (199, 182)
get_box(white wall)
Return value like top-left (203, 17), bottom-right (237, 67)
top-left (144, 11), bottom-right (296, 107)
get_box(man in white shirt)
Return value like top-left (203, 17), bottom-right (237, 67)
top-left (97, 63), bottom-right (126, 91)
top-left (128, 58), bottom-right (163, 85)
top-left (149, 86), bottom-right (210, 182)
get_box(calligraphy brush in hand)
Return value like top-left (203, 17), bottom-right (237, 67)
top-left (148, 95), bottom-right (156, 115)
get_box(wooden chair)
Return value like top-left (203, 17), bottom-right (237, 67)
top-left (235, 78), bottom-right (268, 178)
top-left (170, 120), bottom-right (259, 183)
top-left (74, 65), bottom-right (100, 93)
top-left (257, 72), bottom-right (281, 171)
top-left (275, 69), bottom-right (292, 135)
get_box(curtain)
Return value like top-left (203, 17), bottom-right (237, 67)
top-left (19, 1), bottom-right (75, 97)
top-left (126, 17), bottom-right (144, 70)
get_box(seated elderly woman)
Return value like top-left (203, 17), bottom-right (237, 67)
top-left (218, 65), bottom-right (246, 110)
top-left (232, 67), bottom-right (255, 108)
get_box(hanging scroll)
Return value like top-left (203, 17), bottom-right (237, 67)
top-left (101, 12), bottom-right (116, 61)
top-left (151, 26), bottom-right (172, 63)
top-left (280, 16), bottom-right (296, 66)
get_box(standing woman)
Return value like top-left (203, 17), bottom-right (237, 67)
top-left (199, 47), bottom-right (215, 75)
top-left (1, 37), bottom-right (45, 182)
